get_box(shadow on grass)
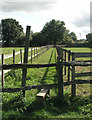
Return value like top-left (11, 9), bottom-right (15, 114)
top-left (2, 92), bottom-right (92, 119)
top-left (40, 48), bottom-right (54, 84)
top-left (24, 94), bottom-right (92, 119)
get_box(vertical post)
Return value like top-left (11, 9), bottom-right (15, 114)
top-left (22, 26), bottom-right (31, 97)
top-left (20, 49), bottom-right (22, 64)
top-left (56, 49), bottom-right (63, 97)
top-left (71, 52), bottom-right (76, 97)
top-left (31, 47), bottom-right (32, 63)
top-left (68, 50), bottom-right (71, 81)
top-left (2, 54), bottom-right (4, 88)
top-left (64, 49), bottom-right (66, 75)
top-left (34, 47), bottom-right (35, 60)
top-left (36, 47), bottom-right (38, 59)
top-left (13, 50), bottom-right (15, 64)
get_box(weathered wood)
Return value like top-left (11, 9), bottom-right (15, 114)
top-left (34, 47), bottom-right (35, 60)
top-left (75, 72), bottom-right (92, 77)
top-left (36, 88), bottom-right (50, 98)
top-left (64, 79), bottom-right (92, 86)
top-left (20, 49), bottom-right (22, 64)
top-left (1, 79), bottom-right (92, 93)
top-left (1, 63), bottom-right (56, 70)
top-left (2, 54), bottom-right (4, 88)
top-left (13, 50), bottom-right (15, 64)
top-left (68, 50), bottom-right (71, 81)
top-left (71, 52), bottom-right (76, 97)
top-left (64, 49), bottom-right (66, 75)
top-left (1, 84), bottom-right (57, 92)
top-left (56, 54), bottom-right (63, 97)
top-left (22, 26), bottom-right (31, 97)
top-left (31, 47), bottom-right (32, 63)
top-left (1, 61), bottom-right (92, 70)
top-left (74, 52), bottom-right (92, 58)
top-left (36, 47), bottom-right (38, 59)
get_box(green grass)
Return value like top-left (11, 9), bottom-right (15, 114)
top-left (0, 47), bottom-right (24, 55)
top-left (2, 47), bottom-right (92, 119)
top-left (64, 47), bottom-right (92, 61)
top-left (64, 47), bottom-right (91, 52)
top-left (2, 47), bottom-right (45, 64)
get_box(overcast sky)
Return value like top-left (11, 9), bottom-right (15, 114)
top-left (0, 0), bottom-right (92, 39)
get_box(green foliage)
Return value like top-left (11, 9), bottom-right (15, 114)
top-left (86, 33), bottom-right (92, 47)
top-left (69, 32), bottom-right (77, 42)
top-left (41, 19), bottom-right (66, 46)
top-left (31, 32), bottom-right (45, 46)
top-left (2, 18), bottom-right (24, 47)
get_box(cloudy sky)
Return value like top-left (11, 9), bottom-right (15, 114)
top-left (0, 0), bottom-right (92, 39)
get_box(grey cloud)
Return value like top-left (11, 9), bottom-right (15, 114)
top-left (72, 13), bottom-right (90, 28)
top-left (1, 2), bottom-right (56, 13)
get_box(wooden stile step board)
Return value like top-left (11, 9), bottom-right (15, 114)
top-left (36, 88), bottom-right (50, 99)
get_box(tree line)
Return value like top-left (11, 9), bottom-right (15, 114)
top-left (0, 18), bottom-right (91, 47)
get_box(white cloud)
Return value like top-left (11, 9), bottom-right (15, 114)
top-left (72, 12), bottom-right (90, 28)
top-left (1, 2), bottom-right (56, 13)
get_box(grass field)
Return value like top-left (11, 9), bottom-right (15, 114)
top-left (1, 47), bottom-right (92, 119)
top-left (1, 47), bottom-right (45, 64)
top-left (0, 47), bottom-right (24, 55)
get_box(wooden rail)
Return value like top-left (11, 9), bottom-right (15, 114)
top-left (1, 79), bottom-right (92, 93)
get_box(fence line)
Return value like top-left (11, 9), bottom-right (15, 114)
top-left (56, 46), bottom-right (92, 97)
top-left (1, 34), bottom-right (92, 98)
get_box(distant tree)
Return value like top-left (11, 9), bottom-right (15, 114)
top-left (86, 33), bottom-right (92, 47)
top-left (30, 32), bottom-right (45, 46)
top-left (2, 18), bottom-right (23, 46)
top-left (41, 19), bottom-right (66, 46)
top-left (69, 32), bottom-right (77, 42)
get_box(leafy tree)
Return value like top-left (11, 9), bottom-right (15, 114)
top-left (86, 33), bottom-right (92, 47)
top-left (30, 32), bottom-right (45, 46)
top-left (41, 19), bottom-right (66, 46)
top-left (2, 18), bottom-right (23, 46)
top-left (69, 32), bottom-right (77, 42)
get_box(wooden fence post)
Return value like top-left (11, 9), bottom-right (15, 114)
top-left (34, 47), bottom-right (35, 60)
top-left (13, 50), bottom-right (15, 64)
top-left (22, 26), bottom-right (31, 97)
top-left (64, 49), bottom-right (66, 75)
top-left (71, 52), bottom-right (76, 97)
top-left (56, 49), bottom-right (63, 97)
top-left (2, 54), bottom-right (4, 88)
top-left (36, 47), bottom-right (38, 59)
top-left (31, 47), bottom-right (32, 63)
top-left (68, 50), bottom-right (71, 81)
top-left (20, 49), bottom-right (22, 64)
